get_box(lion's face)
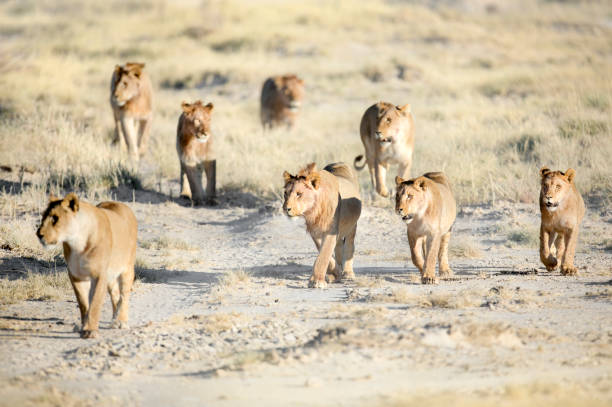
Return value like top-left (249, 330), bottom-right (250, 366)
top-left (540, 167), bottom-right (575, 212)
top-left (36, 194), bottom-right (80, 246)
top-left (374, 104), bottom-right (411, 145)
top-left (112, 63), bottom-right (144, 107)
top-left (395, 177), bottom-right (428, 224)
top-left (279, 76), bottom-right (305, 111)
top-left (181, 101), bottom-right (214, 142)
top-left (282, 163), bottom-right (320, 217)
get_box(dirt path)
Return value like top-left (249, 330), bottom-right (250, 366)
top-left (1, 196), bottom-right (611, 406)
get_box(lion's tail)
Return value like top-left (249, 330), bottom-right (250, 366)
top-left (353, 155), bottom-right (366, 171)
top-left (324, 162), bottom-right (359, 189)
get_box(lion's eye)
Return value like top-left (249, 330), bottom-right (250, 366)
top-left (407, 194), bottom-right (412, 200)
top-left (386, 117), bottom-right (392, 123)
top-left (52, 215), bottom-right (58, 225)
top-left (296, 192), bottom-right (302, 198)
top-left (556, 185), bottom-right (561, 190)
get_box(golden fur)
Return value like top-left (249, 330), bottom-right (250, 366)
top-left (395, 172), bottom-right (456, 284)
top-left (110, 62), bottom-right (153, 161)
top-left (539, 167), bottom-right (585, 275)
top-left (176, 100), bottom-right (217, 205)
top-left (36, 194), bottom-right (137, 338)
top-left (355, 102), bottom-right (415, 197)
top-left (283, 162), bottom-right (362, 288)
top-left (260, 74), bottom-right (305, 129)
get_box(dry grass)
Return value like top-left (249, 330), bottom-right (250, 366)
top-left (0, 270), bottom-right (71, 305)
top-left (219, 269), bottom-right (250, 288)
top-left (0, 0), bottom-right (609, 211)
top-left (140, 236), bottom-right (197, 251)
top-left (449, 237), bottom-right (483, 258)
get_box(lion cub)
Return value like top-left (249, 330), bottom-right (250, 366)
top-left (539, 167), bottom-right (585, 275)
top-left (36, 194), bottom-right (137, 339)
top-left (354, 102), bottom-right (415, 197)
top-left (260, 74), bottom-right (305, 129)
top-left (110, 62), bottom-right (153, 161)
top-left (283, 163), bottom-right (362, 288)
top-left (395, 172), bottom-right (456, 284)
top-left (176, 100), bottom-right (217, 205)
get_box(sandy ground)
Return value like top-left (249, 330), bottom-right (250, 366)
top-left (0, 184), bottom-right (611, 406)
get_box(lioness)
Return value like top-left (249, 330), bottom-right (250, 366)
top-left (354, 102), bottom-right (415, 197)
top-left (539, 167), bottom-right (585, 275)
top-left (395, 172), bottom-right (456, 284)
top-left (260, 74), bottom-right (305, 129)
top-left (283, 162), bottom-right (362, 288)
top-left (110, 62), bottom-right (153, 161)
top-left (176, 100), bottom-right (217, 205)
top-left (36, 193), bottom-right (137, 339)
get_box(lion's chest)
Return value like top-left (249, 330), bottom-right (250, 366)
top-left (66, 253), bottom-right (95, 280)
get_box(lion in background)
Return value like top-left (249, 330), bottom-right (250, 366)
top-left (283, 162), bottom-right (362, 288)
top-left (539, 167), bottom-right (585, 275)
top-left (177, 100), bottom-right (217, 205)
top-left (354, 102), bottom-right (415, 197)
top-left (395, 172), bottom-right (456, 284)
top-left (260, 74), bottom-right (305, 129)
top-left (36, 194), bottom-right (137, 339)
top-left (110, 62), bottom-right (153, 161)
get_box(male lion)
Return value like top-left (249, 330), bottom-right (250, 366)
top-left (395, 172), bottom-right (456, 284)
top-left (176, 100), bottom-right (217, 205)
top-left (539, 167), bottom-right (585, 275)
top-left (354, 102), bottom-right (415, 197)
top-left (110, 62), bottom-right (153, 161)
top-left (260, 74), bottom-right (305, 129)
top-left (36, 193), bottom-right (137, 339)
top-left (283, 162), bottom-right (362, 288)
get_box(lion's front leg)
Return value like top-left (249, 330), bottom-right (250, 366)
top-left (422, 233), bottom-right (440, 284)
top-left (561, 227), bottom-right (579, 276)
top-left (203, 160), bottom-right (217, 205)
top-left (120, 117), bottom-right (139, 161)
top-left (408, 233), bottom-right (424, 276)
top-left (81, 275), bottom-right (107, 339)
top-left (540, 226), bottom-right (557, 271)
top-left (310, 234), bottom-right (337, 288)
top-left (69, 274), bottom-right (90, 330)
top-left (374, 160), bottom-right (389, 197)
top-left (179, 163), bottom-right (192, 199)
top-left (137, 117), bottom-right (152, 157)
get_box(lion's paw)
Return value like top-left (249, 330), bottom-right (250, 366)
top-left (325, 273), bottom-right (338, 283)
top-left (80, 329), bottom-right (98, 339)
top-left (111, 320), bottom-right (129, 329)
top-left (543, 255), bottom-right (558, 271)
top-left (439, 268), bottom-right (454, 279)
top-left (421, 275), bottom-right (438, 285)
top-left (309, 278), bottom-right (327, 289)
top-left (342, 270), bottom-right (356, 281)
top-left (560, 265), bottom-right (578, 276)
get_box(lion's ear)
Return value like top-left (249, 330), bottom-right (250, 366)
top-left (415, 178), bottom-right (426, 190)
top-left (540, 167), bottom-right (551, 178)
top-left (305, 162), bottom-right (316, 174)
top-left (62, 193), bottom-right (80, 212)
top-left (283, 171), bottom-right (293, 184)
top-left (395, 176), bottom-right (405, 187)
top-left (565, 168), bottom-right (576, 183)
top-left (397, 104), bottom-right (411, 114)
top-left (204, 102), bottom-right (214, 113)
top-left (309, 172), bottom-right (321, 190)
top-left (181, 101), bottom-right (192, 113)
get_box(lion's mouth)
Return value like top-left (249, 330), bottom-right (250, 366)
top-left (196, 134), bottom-right (209, 143)
top-left (545, 202), bottom-right (559, 208)
top-left (288, 101), bottom-right (301, 111)
top-left (401, 214), bottom-right (414, 223)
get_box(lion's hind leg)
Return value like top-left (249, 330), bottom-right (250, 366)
top-left (438, 231), bottom-right (453, 279)
top-left (341, 227), bottom-right (357, 280)
top-left (113, 267), bottom-right (134, 329)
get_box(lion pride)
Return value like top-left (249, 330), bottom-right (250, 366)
top-left (354, 102), bottom-right (415, 197)
top-left (110, 62), bottom-right (153, 161)
top-left (395, 172), bottom-right (456, 284)
top-left (539, 167), bottom-right (585, 275)
top-left (36, 194), bottom-right (137, 339)
top-left (283, 162), bottom-right (362, 288)
top-left (260, 74), bottom-right (305, 129)
top-left (176, 100), bottom-right (217, 205)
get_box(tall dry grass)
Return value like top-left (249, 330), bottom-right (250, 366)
top-left (0, 0), bottom-right (610, 245)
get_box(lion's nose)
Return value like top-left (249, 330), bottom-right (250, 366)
top-left (375, 131), bottom-right (382, 139)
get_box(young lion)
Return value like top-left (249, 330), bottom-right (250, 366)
top-left (176, 100), bottom-right (217, 206)
top-left (395, 172), bottom-right (456, 284)
top-left (539, 167), bottom-right (585, 275)
top-left (283, 163), bottom-right (362, 288)
top-left (354, 102), bottom-right (415, 197)
top-left (110, 62), bottom-right (153, 161)
top-left (36, 193), bottom-right (138, 339)
top-left (260, 74), bottom-right (305, 129)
